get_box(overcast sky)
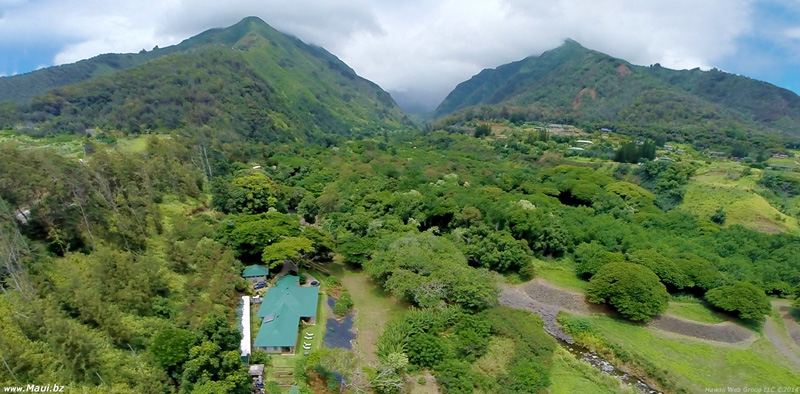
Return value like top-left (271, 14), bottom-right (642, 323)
top-left (1, 0), bottom-right (799, 112)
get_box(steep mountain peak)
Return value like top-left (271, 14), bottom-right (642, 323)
top-left (434, 41), bottom-right (800, 145)
top-left (179, 16), bottom-right (282, 48)
top-left (0, 17), bottom-right (410, 139)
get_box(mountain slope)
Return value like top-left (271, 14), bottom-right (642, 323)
top-left (434, 40), bottom-right (800, 146)
top-left (0, 17), bottom-right (410, 140)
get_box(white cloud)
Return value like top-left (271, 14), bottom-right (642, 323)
top-left (340, 0), bottom-right (754, 108)
top-left (0, 0), bottom-right (759, 110)
top-left (786, 27), bottom-right (800, 40)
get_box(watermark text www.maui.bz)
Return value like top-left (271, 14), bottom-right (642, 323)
top-left (3, 384), bottom-right (65, 392)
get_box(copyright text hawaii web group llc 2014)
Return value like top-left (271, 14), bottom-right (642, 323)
top-left (704, 387), bottom-right (800, 393)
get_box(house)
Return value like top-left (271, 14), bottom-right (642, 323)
top-left (252, 165), bottom-right (263, 170)
top-left (568, 147), bottom-right (585, 151)
top-left (254, 275), bottom-right (319, 354)
top-left (242, 265), bottom-right (270, 283)
top-left (575, 140), bottom-right (594, 145)
top-left (772, 153), bottom-right (789, 159)
top-left (600, 127), bottom-right (613, 133)
top-left (664, 145), bottom-right (675, 151)
top-left (708, 151), bottom-right (727, 158)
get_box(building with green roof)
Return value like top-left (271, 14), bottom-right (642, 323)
top-left (242, 265), bottom-right (269, 283)
top-left (253, 275), bottom-right (319, 354)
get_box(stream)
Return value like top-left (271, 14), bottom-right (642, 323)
top-left (559, 339), bottom-right (661, 394)
top-left (498, 287), bottom-right (661, 393)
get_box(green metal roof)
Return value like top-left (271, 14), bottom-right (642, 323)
top-left (257, 275), bottom-right (319, 318)
top-left (253, 304), bottom-right (301, 347)
top-left (242, 265), bottom-right (270, 278)
top-left (253, 275), bottom-right (319, 348)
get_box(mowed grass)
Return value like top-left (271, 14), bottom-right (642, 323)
top-left (532, 258), bottom-right (589, 292)
top-left (114, 134), bottom-right (172, 153)
top-left (586, 315), bottom-right (800, 392)
top-left (666, 302), bottom-right (726, 324)
top-left (681, 163), bottom-right (799, 234)
top-left (329, 261), bottom-right (407, 364)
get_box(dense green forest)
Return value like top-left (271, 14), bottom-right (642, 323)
top-left (2, 119), bottom-right (799, 392)
top-left (0, 17), bottom-right (410, 141)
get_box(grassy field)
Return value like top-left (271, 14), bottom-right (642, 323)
top-left (0, 129), bottom-right (85, 156)
top-left (666, 302), bottom-right (726, 324)
top-left (532, 258), bottom-right (589, 292)
top-left (585, 315), bottom-right (800, 392)
top-left (549, 347), bottom-right (634, 394)
top-left (329, 261), bottom-right (408, 364)
top-left (680, 162), bottom-right (799, 234)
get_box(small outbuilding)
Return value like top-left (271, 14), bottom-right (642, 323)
top-left (249, 364), bottom-right (264, 378)
top-left (242, 265), bottom-right (270, 283)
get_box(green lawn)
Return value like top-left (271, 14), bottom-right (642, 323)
top-left (533, 258), bottom-right (589, 292)
top-left (666, 302), bottom-right (726, 324)
top-left (585, 315), bottom-right (800, 392)
top-left (329, 261), bottom-right (408, 363)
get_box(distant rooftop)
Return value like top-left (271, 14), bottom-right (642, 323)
top-left (242, 265), bottom-right (270, 277)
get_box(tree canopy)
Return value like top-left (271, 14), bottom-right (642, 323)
top-left (705, 282), bottom-right (772, 322)
top-left (587, 262), bottom-right (670, 322)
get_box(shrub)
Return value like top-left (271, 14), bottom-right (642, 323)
top-left (407, 333), bottom-right (446, 368)
top-left (706, 282), bottom-right (771, 321)
top-left (557, 314), bottom-right (595, 335)
top-left (333, 291), bottom-right (354, 316)
top-left (509, 361), bottom-right (550, 393)
top-left (249, 351), bottom-right (271, 365)
top-left (587, 262), bottom-right (669, 322)
top-left (434, 359), bottom-right (474, 394)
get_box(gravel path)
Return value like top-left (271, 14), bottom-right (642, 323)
top-left (762, 300), bottom-right (800, 368)
top-left (776, 302), bottom-right (800, 348)
top-left (500, 279), bottom-right (754, 344)
top-left (763, 316), bottom-right (800, 367)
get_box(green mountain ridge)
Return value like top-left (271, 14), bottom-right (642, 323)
top-left (435, 40), bottom-right (800, 148)
top-left (0, 17), bottom-right (410, 141)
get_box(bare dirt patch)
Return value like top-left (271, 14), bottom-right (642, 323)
top-left (616, 64), bottom-right (632, 76)
top-left (649, 315), bottom-right (752, 343)
top-left (572, 87), bottom-right (597, 109)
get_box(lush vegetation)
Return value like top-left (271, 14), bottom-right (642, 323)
top-left (4, 119), bottom-right (800, 392)
top-left (3, 24), bottom-right (800, 393)
top-left (434, 40), bottom-right (800, 152)
top-left (0, 17), bottom-right (410, 140)
top-left (587, 262), bottom-right (669, 322)
top-left (374, 306), bottom-right (556, 394)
